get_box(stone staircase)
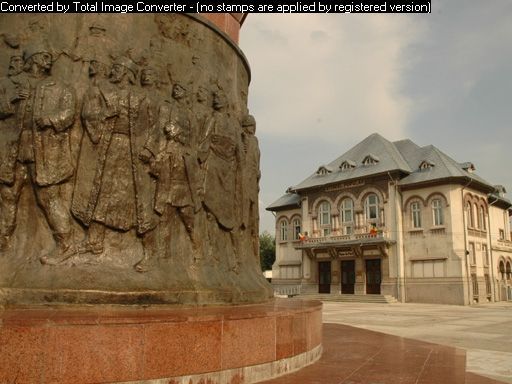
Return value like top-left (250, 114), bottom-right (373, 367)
top-left (297, 293), bottom-right (398, 304)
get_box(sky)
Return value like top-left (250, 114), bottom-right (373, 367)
top-left (239, 0), bottom-right (512, 235)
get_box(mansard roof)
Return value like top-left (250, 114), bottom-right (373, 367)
top-left (292, 133), bottom-right (411, 191)
top-left (266, 192), bottom-right (301, 212)
top-left (396, 142), bottom-right (491, 189)
top-left (267, 133), bottom-right (501, 211)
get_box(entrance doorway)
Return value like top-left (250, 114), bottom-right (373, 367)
top-left (341, 260), bottom-right (355, 294)
top-left (365, 259), bottom-right (381, 294)
top-left (318, 261), bottom-right (331, 293)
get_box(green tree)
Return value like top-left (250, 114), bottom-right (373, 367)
top-left (259, 231), bottom-right (275, 271)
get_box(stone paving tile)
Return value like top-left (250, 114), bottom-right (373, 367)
top-left (260, 323), bottom-right (505, 384)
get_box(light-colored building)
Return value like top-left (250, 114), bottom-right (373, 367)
top-left (267, 133), bottom-right (512, 305)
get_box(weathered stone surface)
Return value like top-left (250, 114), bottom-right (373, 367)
top-left (0, 14), bottom-right (272, 306)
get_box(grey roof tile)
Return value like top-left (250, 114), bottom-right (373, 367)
top-left (292, 133), bottom-right (411, 191)
top-left (267, 133), bottom-right (500, 210)
top-left (266, 193), bottom-right (301, 211)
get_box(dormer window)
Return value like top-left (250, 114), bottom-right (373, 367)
top-left (419, 160), bottom-right (435, 170)
top-left (339, 160), bottom-right (356, 171)
top-left (316, 165), bottom-right (332, 175)
top-left (461, 162), bottom-right (475, 173)
top-left (362, 154), bottom-right (379, 166)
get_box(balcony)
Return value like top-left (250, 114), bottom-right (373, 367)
top-left (298, 231), bottom-right (388, 246)
top-left (294, 230), bottom-right (394, 259)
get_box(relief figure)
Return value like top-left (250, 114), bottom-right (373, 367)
top-left (6, 42), bottom-right (77, 264)
top-left (71, 56), bottom-right (158, 268)
top-left (199, 90), bottom-right (240, 230)
top-left (139, 83), bottom-right (201, 271)
top-left (199, 90), bottom-right (242, 272)
top-left (71, 54), bottom-right (114, 237)
top-left (0, 51), bottom-right (26, 252)
top-left (241, 114), bottom-right (260, 259)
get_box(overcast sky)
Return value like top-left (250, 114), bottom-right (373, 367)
top-left (239, 1), bottom-right (512, 235)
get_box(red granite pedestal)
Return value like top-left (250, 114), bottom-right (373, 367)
top-left (0, 299), bottom-right (322, 384)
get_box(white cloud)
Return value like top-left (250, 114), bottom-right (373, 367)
top-left (241, 14), bottom-right (427, 144)
top-left (240, 6), bottom-right (512, 235)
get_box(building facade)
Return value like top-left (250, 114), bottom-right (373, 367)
top-left (267, 134), bottom-right (512, 305)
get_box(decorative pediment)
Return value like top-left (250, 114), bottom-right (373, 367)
top-left (419, 160), bottom-right (435, 170)
top-left (316, 165), bottom-right (333, 175)
top-left (339, 160), bottom-right (356, 171)
top-left (362, 154), bottom-right (380, 166)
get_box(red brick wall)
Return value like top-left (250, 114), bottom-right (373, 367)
top-left (200, 13), bottom-right (247, 44)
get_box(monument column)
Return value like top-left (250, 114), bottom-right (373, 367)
top-left (0, 13), bottom-right (322, 384)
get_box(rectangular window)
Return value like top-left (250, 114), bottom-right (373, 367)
top-left (499, 229), bottom-right (505, 240)
top-left (293, 219), bottom-right (301, 240)
top-left (482, 244), bottom-right (488, 266)
top-left (280, 222), bottom-right (288, 241)
top-left (471, 273), bottom-right (479, 297)
top-left (343, 209), bottom-right (353, 223)
top-left (344, 226), bottom-right (352, 235)
top-left (432, 199), bottom-right (444, 226)
top-left (411, 202), bottom-right (422, 228)
top-left (320, 211), bottom-right (330, 226)
top-left (323, 228), bottom-right (331, 237)
top-left (469, 242), bottom-right (476, 265)
top-left (485, 274), bottom-right (491, 297)
top-left (365, 195), bottom-right (379, 221)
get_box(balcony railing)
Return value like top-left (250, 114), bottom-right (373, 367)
top-left (299, 231), bottom-right (388, 246)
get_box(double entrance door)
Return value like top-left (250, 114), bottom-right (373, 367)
top-left (318, 258), bottom-right (382, 294)
top-left (340, 259), bottom-right (382, 294)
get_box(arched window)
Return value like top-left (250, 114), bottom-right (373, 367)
top-left (499, 261), bottom-right (505, 280)
top-left (293, 218), bottom-right (301, 240)
top-left (507, 262), bottom-right (512, 280)
top-left (473, 203), bottom-right (478, 228)
top-left (365, 194), bottom-right (379, 221)
top-left (411, 201), bottom-right (422, 228)
top-left (340, 198), bottom-right (354, 235)
top-left (318, 201), bottom-right (331, 236)
top-left (279, 220), bottom-right (288, 241)
top-left (432, 199), bottom-right (444, 226)
top-left (466, 202), bottom-right (473, 228)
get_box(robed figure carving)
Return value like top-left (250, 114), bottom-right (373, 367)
top-left (71, 56), bottom-right (158, 267)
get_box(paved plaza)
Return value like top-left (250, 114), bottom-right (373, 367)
top-left (261, 300), bottom-right (511, 384)
top-left (323, 301), bottom-right (512, 383)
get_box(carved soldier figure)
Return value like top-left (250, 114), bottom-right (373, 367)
top-left (153, 82), bottom-right (200, 239)
top-left (241, 114), bottom-right (260, 258)
top-left (0, 51), bottom-right (25, 251)
top-left (137, 62), bottom-right (164, 164)
top-left (71, 56), bottom-right (158, 268)
top-left (199, 90), bottom-right (242, 272)
top-left (200, 90), bottom-right (241, 231)
top-left (137, 84), bottom-right (201, 272)
top-left (193, 85), bottom-right (210, 147)
top-left (3, 42), bottom-right (77, 263)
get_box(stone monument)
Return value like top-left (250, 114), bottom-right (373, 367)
top-left (0, 14), bottom-right (322, 383)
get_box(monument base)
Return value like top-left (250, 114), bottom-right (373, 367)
top-left (0, 298), bottom-right (322, 384)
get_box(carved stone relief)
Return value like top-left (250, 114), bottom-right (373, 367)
top-left (0, 14), bottom-right (272, 306)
